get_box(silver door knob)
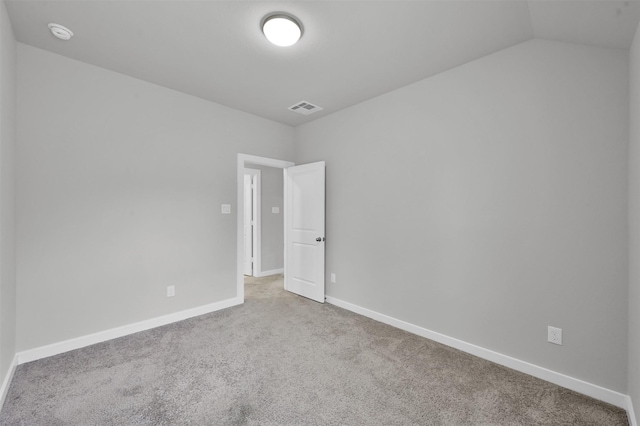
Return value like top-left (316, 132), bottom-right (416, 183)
top-left (316, 237), bottom-right (324, 242)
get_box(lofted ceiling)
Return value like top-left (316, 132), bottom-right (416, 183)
top-left (6, 0), bottom-right (640, 127)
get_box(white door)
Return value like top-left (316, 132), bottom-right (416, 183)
top-left (243, 174), bottom-right (253, 275)
top-left (284, 161), bottom-right (325, 303)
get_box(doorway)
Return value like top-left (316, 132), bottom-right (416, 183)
top-left (236, 155), bottom-right (294, 301)
top-left (243, 163), bottom-right (286, 278)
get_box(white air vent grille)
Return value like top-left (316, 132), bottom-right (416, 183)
top-left (288, 101), bottom-right (323, 115)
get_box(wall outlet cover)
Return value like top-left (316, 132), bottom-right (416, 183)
top-left (548, 326), bottom-right (562, 345)
top-left (167, 285), bottom-right (175, 297)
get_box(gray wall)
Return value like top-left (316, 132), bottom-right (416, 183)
top-left (246, 164), bottom-right (283, 273)
top-left (629, 21), bottom-right (640, 426)
top-left (0, 0), bottom-right (16, 388)
top-left (295, 39), bottom-right (629, 392)
top-left (16, 44), bottom-right (294, 352)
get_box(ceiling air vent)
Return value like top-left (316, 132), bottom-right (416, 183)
top-left (288, 101), bottom-right (323, 115)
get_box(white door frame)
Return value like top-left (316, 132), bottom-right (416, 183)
top-left (237, 154), bottom-right (294, 301)
top-left (243, 168), bottom-right (260, 276)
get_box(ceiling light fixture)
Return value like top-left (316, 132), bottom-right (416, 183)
top-left (262, 14), bottom-right (302, 47)
top-left (48, 23), bottom-right (73, 41)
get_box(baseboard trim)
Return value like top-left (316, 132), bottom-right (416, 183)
top-left (627, 395), bottom-right (638, 426)
top-left (16, 297), bottom-right (243, 365)
top-left (255, 268), bottom-right (283, 278)
top-left (0, 355), bottom-right (18, 409)
top-left (326, 296), bottom-right (628, 409)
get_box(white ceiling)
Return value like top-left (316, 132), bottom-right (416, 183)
top-left (6, 1), bottom-right (640, 127)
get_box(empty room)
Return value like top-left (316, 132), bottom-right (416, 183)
top-left (0, 0), bottom-right (639, 424)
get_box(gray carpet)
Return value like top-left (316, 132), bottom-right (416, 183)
top-left (0, 275), bottom-right (629, 425)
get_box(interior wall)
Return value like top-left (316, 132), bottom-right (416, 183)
top-left (295, 39), bottom-right (629, 392)
top-left (16, 43), bottom-right (294, 352)
top-left (0, 0), bottom-right (16, 385)
top-left (246, 163), bottom-right (283, 274)
top-left (628, 20), bottom-right (640, 425)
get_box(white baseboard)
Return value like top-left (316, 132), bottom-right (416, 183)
top-left (326, 296), bottom-right (628, 409)
top-left (0, 355), bottom-right (18, 409)
top-left (255, 268), bottom-right (283, 278)
top-left (627, 395), bottom-right (638, 426)
top-left (16, 297), bottom-right (243, 365)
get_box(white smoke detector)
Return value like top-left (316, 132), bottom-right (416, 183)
top-left (48, 23), bottom-right (73, 41)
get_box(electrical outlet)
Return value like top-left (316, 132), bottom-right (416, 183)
top-left (330, 273), bottom-right (336, 283)
top-left (548, 326), bottom-right (562, 345)
top-left (167, 285), bottom-right (175, 297)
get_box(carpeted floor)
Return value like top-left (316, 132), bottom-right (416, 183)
top-left (0, 275), bottom-right (629, 425)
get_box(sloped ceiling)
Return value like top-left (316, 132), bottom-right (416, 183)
top-left (6, 1), bottom-right (640, 126)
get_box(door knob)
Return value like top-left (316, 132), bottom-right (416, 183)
top-left (316, 237), bottom-right (325, 242)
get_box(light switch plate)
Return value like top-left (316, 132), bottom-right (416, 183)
top-left (221, 204), bottom-right (231, 214)
top-left (272, 207), bottom-right (280, 214)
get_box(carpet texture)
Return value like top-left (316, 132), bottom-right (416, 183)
top-left (0, 275), bottom-right (629, 425)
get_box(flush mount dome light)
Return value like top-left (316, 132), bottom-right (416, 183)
top-left (262, 14), bottom-right (302, 47)
top-left (48, 23), bottom-right (73, 40)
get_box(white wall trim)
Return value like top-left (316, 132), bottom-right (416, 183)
top-left (16, 297), bottom-right (242, 365)
top-left (326, 295), bottom-right (629, 409)
top-left (627, 396), bottom-right (638, 426)
top-left (255, 268), bottom-right (284, 278)
top-left (0, 355), bottom-right (18, 409)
